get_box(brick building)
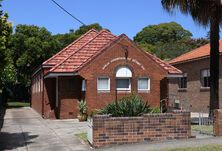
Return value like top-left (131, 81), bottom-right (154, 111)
top-left (31, 29), bottom-right (181, 119)
top-left (168, 41), bottom-right (222, 113)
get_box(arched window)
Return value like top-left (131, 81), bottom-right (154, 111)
top-left (116, 66), bottom-right (132, 91)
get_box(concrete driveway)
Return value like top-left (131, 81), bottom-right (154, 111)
top-left (0, 107), bottom-right (90, 151)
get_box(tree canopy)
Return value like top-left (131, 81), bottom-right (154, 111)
top-left (161, 0), bottom-right (221, 114)
top-left (0, 23), bottom-right (105, 101)
top-left (0, 0), bottom-right (12, 87)
top-left (54, 23), bottom-right (103, 50)
top-left (7, 25), bottom-right (60, 86)
top-left (134, 22), bottom-right (208, 60)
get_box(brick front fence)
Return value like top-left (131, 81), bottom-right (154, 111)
top-left (88, 110), bottom-right (191, 148)
top-left (214, 109), bottom-right (222, 136)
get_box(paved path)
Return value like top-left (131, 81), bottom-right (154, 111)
top-left (0, 107), bottom-right (90, 151)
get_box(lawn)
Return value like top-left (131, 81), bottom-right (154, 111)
top-left (75, 132), bottom-right (87, 142)
top-left (7, 101), bottom-right (30, 108)
top-left (161, 144), bottom-right (222, 151)
top-left (191, 125), bottom-right (213, 135)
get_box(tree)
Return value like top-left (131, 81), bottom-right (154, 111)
top-left (8, 25), bottom-right (61, 87)
top-left (134, 22), bottom-right (208, 60)
top-left (162, 0), bottom-right (221, 115)
top-left (134, 22), bottom-right (192, 44)
top-left (54, 23), bottom-right (103, 50)
top-left (4, 23), bottom-right (104, 101)
top-left (0, 0), bottom-right (12, 87)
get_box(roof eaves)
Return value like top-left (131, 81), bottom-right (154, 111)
top-left (44, 72), bottom-right (79, 79)
top-left (170, 52), bottom-right (222, 65)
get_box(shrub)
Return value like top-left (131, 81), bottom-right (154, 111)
top-left (78, 100), bottom-right (87, 115)
top-left (98, 94), bottom-right (160, 117)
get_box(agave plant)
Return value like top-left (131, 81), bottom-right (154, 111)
top-left (78, 100), bottom-right (87, 115)
top-left (98, 94), bottom-right (159, 117)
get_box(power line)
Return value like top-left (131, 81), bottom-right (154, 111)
top-left (50, 0), bottom-right (86, 26)
top-left (49, 0), bottom-right (129, 55)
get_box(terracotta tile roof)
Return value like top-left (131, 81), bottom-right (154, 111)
top-left (43, 29), bottom-right (99, 66)
top-left (145, 52), bottom-right (182, 75)
top-left (43, 28), bottom-right (181, 76)
top-left (49, 30), bottom-right (117, 73)
top-left (169, 40), bottom-right (222, 65)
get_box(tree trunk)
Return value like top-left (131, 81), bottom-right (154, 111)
top-left (209, 0), bottom-right (220, 116)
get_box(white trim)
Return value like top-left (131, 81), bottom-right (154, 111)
top-left (167, 74), bottom-right (184, 78)
top-left (97, 77), bottom-right (110, 91)
top-left (137, 77), bottom-right (150, 91)
top-left (82, 80), bottom-right (86, 91)
top-left (44, 72), bottom-right (79, 78)
top-left (56, 77), bottom-right (59, 108)
top-left (116, 66), bottom-right (132, 78)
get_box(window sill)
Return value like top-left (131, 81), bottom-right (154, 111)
top-left (200, 87), bottom-right (210, 91)
top-left (138, 90), bottom-right (150, 93)
top-left (97, 90), bottom-right (110, 93)
top-left (178, 88), bottom-right (187, 92)
top-left (117, 90), bottom-right (131, 93)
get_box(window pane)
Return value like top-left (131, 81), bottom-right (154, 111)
top-left (201, 69), bottom-right (210, 87)
top-left (98, 78), bottom-right (109, 90)
top-left (138, 78), bottom-right (149, 90)
top-left (179, 76), bottom-right (187, 89)
top-left (116, 79), bottom-right (130, 89)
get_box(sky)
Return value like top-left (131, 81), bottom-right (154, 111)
top-left (2, 0), bottom-right (209, 39)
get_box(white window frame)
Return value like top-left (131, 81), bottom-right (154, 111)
top-left (178, 73), bottom-right (187, 89)
top-left (116, 78), bottom-right (131, 91)
top-left (137, 77), bottom-right (150, 91)
top-left (97, 77), bottom-right (110, 91)
top-left (200, 69), bottom-right (210, 88)
top-left (82, 80), bottom-right (86, 91)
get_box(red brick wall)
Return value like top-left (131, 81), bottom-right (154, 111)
top-left (80, 38), bottom-right (167, 114)
top-left (31, 71), bottom-right (43, 116)
top-left (91, 110), bottom-right (191, 148)
top-left (214, 109), bottom-right (222, 136)
top-left (43, 77), bottom-right (56, 119)
top-left (169, 56), bottom-right (222, 113)
top-left (58, 76), bottom-right (83, 119)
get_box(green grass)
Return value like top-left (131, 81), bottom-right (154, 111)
top-left (75, 132), bottom-right (87, 142)
top-left (7, 102), bottom-right (30, 108)
top-left (191, 125), bottom-right (213, 134)
top-left (160, 144), bottom-right (222, 151)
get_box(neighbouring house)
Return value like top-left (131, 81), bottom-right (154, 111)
top-left (31, 29), bottom-right (181, 119)
top-left (168, 41), bottom-right (222, 113)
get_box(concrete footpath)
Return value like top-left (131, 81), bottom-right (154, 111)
top-left (0, 107), bottom-right (89, 151)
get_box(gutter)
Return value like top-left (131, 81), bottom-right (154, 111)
top-left (44, 72), bottom-right (79, 79)
top-left (32, 65), bottom-right (53, 77)
top-left (167, 74), bottom-right (183, 78)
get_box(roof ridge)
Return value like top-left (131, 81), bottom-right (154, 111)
top-left (43, 29), bottom-right (99, 65)
top-left (49, 30), bottom-right (113, 72)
